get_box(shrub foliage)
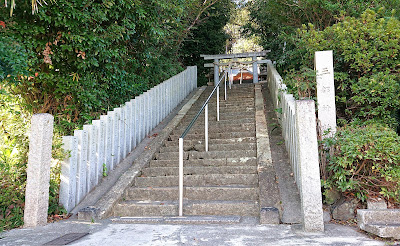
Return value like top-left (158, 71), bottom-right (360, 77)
top-left (324, 123), bottom-right (400, 203)
top-left (0, 0), bottom-right (233, 230)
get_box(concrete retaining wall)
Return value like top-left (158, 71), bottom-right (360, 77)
top-left (266, 61), bottom-right (324, 232)
top-left (60, 67), bottom-right (197, 212)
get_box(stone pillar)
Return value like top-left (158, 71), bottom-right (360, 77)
top-left (101, 114), bottom-right (113, 175)
top-left (214, 59), bottom-right (219, 86)
top-left (295, 100), bottom-right (324, 232)
top-left (124, 103), bottom-right (132, 154)
top-left (83, 124), bottom-right (97, 192)
top-left (130, 99), bottom-right (137, 149)
top-left (24, 114), bottom-right (54, 227)
top-left (60, 136), bottom-right (78, 213)
top-left (252, 56), bottom-right (258, 83)
top-left (136, 95), bottom-right (143, 142)
top-left (315, 50), bottom-right (336, 138)
top-left (74, 129), bottom-right (88, 203)
top-left (93, 118), bottom-right (106, 183)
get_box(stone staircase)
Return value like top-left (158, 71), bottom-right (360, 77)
top-left (111, 84), bottom-right (260, 221)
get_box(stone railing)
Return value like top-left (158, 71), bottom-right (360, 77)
top-left (266, 61), bottom-right (324, 232)
top-left (60, 66), bottom-right (197, 212)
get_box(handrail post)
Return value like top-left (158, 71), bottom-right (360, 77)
top-left (229, 66), bottom-right (232, 89)
top-left (205, 104), bottom-right (208, 152)
top-left (217, 86), bottom-right (220, 121)
top-left (224, 71), bottom-right (227, 101)
top-left (240, 68), bottom-right (243, 84)
top-left (179, 137), bottom-right (184, 216)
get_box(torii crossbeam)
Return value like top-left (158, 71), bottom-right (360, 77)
top-left (201, 51), bottom-right (270, 85)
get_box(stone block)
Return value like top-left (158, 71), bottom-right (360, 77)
top-left (260, 207), bottom-right (280, 224)
top-left (323, 210), bottom-right (331, 223)
top-left (24, 114), bottom-right (54, 227)
top-left (358, 209), bottom-right (400, 239)
top-left (78, 206), bottom-right (100, 221)
top-left (332, 199), bottom-right (358, 221)
top-left (367, 199), bottom-right (387, 210)
top-left (324, 188), bottom-right (341, 205)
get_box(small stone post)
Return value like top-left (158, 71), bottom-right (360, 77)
top-left (24, 114), bottom-right (54, 228)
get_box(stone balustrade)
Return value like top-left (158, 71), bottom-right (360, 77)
top-left (266, 61), bottom-right (324, 232)
top-left (60, 66), bottom-right (197, 213)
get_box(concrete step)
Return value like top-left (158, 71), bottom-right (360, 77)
top-left (185, 200), bottom-right (259, 216)
top-left (183, 111), bottom-right (254, 118)
top-left (185, 107), bottom-right (255, 113)
top-left (163, 137), bottom-right (256, 147)
top-left (113, 200), bottom-right (177, 217)
top-left (171, 126), bottom-right (256, 137)
top-left (124, 186), bottom-right (258, 201)
top-left (358, 209), bottom-right (400, 239)
top-left (113, 200), bottom-right (259, 217)
top-left (176, 122), bottom-right (255, 129)
top-left (141, 165), bottom-right (257, 177)
top-left (178, 118), bottom-right (255, 127)
top-left (154, 149), bottom-right (256, 160)
top-left (111, 215), bottom-right (242, 225)
top-left (159, 143), bottom-right (256, 153)
top-left (168, 131), bottom-right (255, 141)
top-left (135, 174), bottom-right (258, 187)
top-left (149, 157), bottom-right (257, 167)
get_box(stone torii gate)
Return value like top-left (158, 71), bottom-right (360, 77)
top-left (201, 51), bottom-right (270, 85)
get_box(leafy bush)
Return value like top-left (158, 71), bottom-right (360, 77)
top-left (0, 93), bottom-right (29, 231)
top-left (0, 90), bottom-right (66, 231)
top-left (282, 10), bottom-right (400, 127)
top-left (323, 123), bottom-right (400, 203)
top-left (0, 0), bottom-right (195, 134)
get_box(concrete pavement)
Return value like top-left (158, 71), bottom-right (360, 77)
top-left (0, 218), bottom-right (385, 246)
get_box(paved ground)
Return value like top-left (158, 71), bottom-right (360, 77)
top-left (0, 219), bottom-right (385, 246)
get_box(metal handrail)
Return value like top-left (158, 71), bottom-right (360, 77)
top-left (178, 70), bottom-right (228, 216)
top-left (179, 72), bottom-right (227, 139)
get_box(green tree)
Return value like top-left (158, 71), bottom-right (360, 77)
top-left (246, 0), bottom-right (400, 63)
top-left (180, 0), bottom-right (233, 85)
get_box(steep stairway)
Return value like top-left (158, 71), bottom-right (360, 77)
top-left (112, 84), bottom-right (259, 221)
